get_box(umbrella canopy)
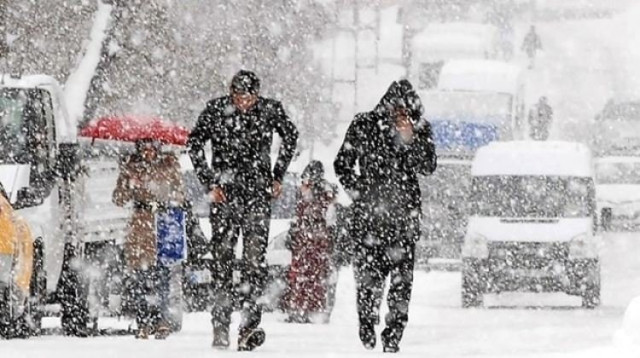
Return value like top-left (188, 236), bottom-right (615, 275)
top-left (79, 115), bottom-right (190, 146)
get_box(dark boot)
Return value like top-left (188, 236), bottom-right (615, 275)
top-left (359, 322), bottom-right (376, 350)
top-left (238, 327), bottom-right (266, 351)
top-left (381, 327), bottom-right (400, 353)
top-left (155, 321), bottom-right (170, 340)
top-left (212, 324), bottom-right (230, 349)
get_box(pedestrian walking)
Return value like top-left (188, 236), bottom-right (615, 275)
top-left (112, 139), bottom-right (185, 340)
top-left (334, 79), bottom-right (437, 353)
top-left (522, 25), bottom-right (542, 69)
top-left (187, 70), bottom-right (298, 351)
top-left (284, 160), bottom-right (337, 324)
top-left (529, 96), bottom-right (553, 140)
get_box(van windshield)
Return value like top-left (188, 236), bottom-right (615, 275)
top-left (471, 176), bottom-right (593, 218)
top-left (422, 91), bottom-right (512, 125)
top-left (0, 88), bottom-right (29, 163)
top-left (0, 87), bottom-right (51, 166)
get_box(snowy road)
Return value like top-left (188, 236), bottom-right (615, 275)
top-left (2, 232), bottom-right (639, 358)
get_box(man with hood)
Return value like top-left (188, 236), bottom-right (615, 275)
top-left (188, 70), bottom-right (298, 351)
top-left (334, 80), bottom-right (437, 353)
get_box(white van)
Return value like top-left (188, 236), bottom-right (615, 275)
top-left (420, 59), bottom-right (526, 158)
top-left (461, 141), bottom-right (601, 308)
top-left (410, 23), bottom-right (499, 90)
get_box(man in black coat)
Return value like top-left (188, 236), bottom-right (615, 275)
top-left (187, 70), bottom-right (298, 351)
top-left (334, 79), bottom-right (437, 353)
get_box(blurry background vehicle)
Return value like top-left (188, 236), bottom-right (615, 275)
top-left (595, 156), bottom-right (640, 232)
top-left (462, 141), bottom-right (600, 309)
top-left (591, 99), bottom-right (640, 157)
top-left (409, 22), bottom-right (500, 90)
top-left (417, 60), bottom-right (526, 263)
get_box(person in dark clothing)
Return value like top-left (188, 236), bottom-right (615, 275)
top-left (522, 25), bottom-right (542, 69)
top-left (529, 96), bottom-right (553, 140)
top-left (334, 79), bottom-right (437, 353)
top-left (284, 160), bottom-right (337, 324)
top-left (187, 70), bottom-right (299, 351)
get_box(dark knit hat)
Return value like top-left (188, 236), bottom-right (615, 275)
top-left (230, 70), bottom-right (260, 95)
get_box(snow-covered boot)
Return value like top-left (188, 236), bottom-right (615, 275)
top-left (359, 323), bottom-right (376, 350)
top-left (237, 327), bottom-right (266, 351)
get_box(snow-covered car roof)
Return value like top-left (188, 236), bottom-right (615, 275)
top-left (0, 74), bottom-right (60, 89)
top-left (414, 22), bottom-right (497, 39)
top-left (412, 34), bottom-right (487, 61)
top-left (472, 141), bottom-right (594, 177)
top-left (437, 60), bottom-right (522, 95)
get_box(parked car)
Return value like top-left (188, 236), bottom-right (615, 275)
top-left (596, 156), bottom-right (640, 231)
top-left (592, 99), bottom-right (640, 157)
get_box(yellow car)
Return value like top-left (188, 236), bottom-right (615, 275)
top-left (0, 189), bottom-right (35, 336)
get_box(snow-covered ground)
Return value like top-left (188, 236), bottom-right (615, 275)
top-left (2, 231), bottom-right (640, 358)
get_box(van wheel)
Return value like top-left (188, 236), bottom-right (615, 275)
top-left (462, 260), bottom-right (483, 308)
top-left (582, 263), bottom-right (601, 309)
top-left (59, 244), bottom-right (89, 337)
top-left (28, 238), bottom-right (47, 335)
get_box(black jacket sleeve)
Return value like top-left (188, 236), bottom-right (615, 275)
top-left (187, 103), bottom-right (217, 189)
top-left (334, 117), bottom-right (363, 197)
top-left (403, 120), bottom-right (437, 175)
top-left (272, 101), bottom-right (299, 183)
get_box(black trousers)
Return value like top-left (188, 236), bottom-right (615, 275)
top-left (209, 192), bottom-right (271, 332)
top-left (352, 207), bottom-right (417, 344)
top-left (128, 265), bottom-right (170, 329)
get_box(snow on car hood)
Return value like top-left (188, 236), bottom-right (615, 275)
top-left (467, 217), bottom-right (593, 242)
top-left (597, 184), bottom-right (640, 205)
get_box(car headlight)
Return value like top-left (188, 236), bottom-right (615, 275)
top-left (462, 233), bottom-right (489, 259)
top-left (569, 233), bottom-right (599, 259)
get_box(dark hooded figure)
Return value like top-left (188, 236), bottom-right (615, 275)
top-left (187, 70), bottom-right (298, 351)
top-left (334, 80), bottom-right (437, 353)
top-left (284, 160), bottom-right (337, 324)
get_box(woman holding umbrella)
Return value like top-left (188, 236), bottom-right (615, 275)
top-left (112, 138), bottom-right (185, 339)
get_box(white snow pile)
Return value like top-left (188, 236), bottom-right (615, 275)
top-left (64, 1), bottom-right (113, 125)
top-left (614, 296), bottom-right (640, 353)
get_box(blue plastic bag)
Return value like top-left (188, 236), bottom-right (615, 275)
top-left (156, 207), bottom-right (187, 265)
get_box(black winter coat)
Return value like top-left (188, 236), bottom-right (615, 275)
top-left (187, 96), bottom-right (299, 196)
top-left (334, 81), bottom-right (437, 218)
